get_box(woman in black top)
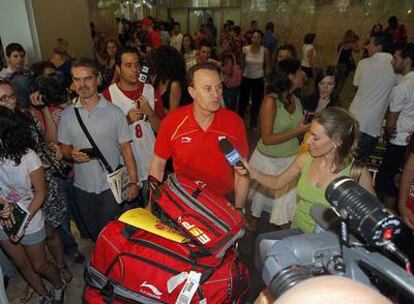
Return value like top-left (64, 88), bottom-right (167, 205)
top-left (303, 66), bottom-right (339, 114)
top-left (147, 46), bottom-right (190, 112)
top-left (336, 29), bottom-right (359, 97)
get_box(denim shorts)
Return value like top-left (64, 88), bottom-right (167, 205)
top-left (0, 226), bottom-right (46, 245)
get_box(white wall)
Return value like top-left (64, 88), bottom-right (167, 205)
top-left (0, 0), bottom-right (93, 67)
top-left (31, 0), bottom-right (93, 59)
top-left (0, 0), bottom-right (41, 64)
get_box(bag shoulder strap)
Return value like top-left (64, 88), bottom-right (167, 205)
top-left (74, 107), bottom-right (113, 173)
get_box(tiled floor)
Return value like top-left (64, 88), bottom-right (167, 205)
top-left (6, 228), bottom-right (94, 304)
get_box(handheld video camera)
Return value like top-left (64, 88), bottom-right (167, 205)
top-left (257, 177), bottom-right (414, 300)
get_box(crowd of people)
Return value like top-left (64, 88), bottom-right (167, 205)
top-left (0, 13), bottom-right (413, 304)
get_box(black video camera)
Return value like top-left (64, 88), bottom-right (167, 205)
top-left (32, 73), bottom-right (69, 107)
top-left (257, 177), bottom-right (414, 300)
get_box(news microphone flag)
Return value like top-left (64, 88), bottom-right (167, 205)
top-left (218, 138), bottom-right (243, 166)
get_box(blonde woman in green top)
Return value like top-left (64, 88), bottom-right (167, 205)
top-left (239, 107), bottom-right (375, 233)
top-left (248, 59), bottom-right (307, 231)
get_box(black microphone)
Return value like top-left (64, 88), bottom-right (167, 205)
top-left (325, 176), bottom-right (401, 246)
top-left (218, 138), bottom-right (245, 168)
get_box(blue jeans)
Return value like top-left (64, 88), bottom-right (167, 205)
top-left (57, 178), bottom-right (86, 256)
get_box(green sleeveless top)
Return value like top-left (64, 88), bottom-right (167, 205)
top-left (291, 154), bottom-right (353, 233)
top-left (256, 94), bottom-right (303, 158)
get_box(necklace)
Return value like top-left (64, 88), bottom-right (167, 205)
top-left (315, 181), bottom-right (322, 188)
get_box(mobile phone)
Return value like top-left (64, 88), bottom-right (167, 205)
top-left (304, 112), bottom-right (314, 124)
top-left (79, 148), bottom-right (98, 158)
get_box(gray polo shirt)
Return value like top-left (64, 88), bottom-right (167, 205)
top-left (58, 96), bottom-right (132, 194)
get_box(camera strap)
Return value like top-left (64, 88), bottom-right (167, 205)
top-left (74, 107), bottom-right (114, 174)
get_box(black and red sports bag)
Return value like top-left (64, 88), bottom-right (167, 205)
top-left (83, 220), bottom-right (250, 304)
top-left (150, 174), bottom-right (245, 259)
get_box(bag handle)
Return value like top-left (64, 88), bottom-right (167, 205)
top-left (74, 107), bottom-right (114, 173)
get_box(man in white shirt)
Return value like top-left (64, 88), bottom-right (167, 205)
top-left (103, 47), bottom-right (165, 196)
top-left (375, 43), bottom-right (414, 207)
top-left (170, 22), bottom-right (183, 52)
top-left (349, 33), bottom-right (395, 161)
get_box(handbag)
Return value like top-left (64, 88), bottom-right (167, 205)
top-left (74, 108), bottom-right (131, 204)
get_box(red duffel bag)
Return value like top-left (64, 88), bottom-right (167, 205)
top-left (150, 173), bottom-right (245, 260)
top-left (83, 220), bottom-right (250, 304)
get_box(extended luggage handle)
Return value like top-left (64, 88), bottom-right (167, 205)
top-left (192, 179), bottom-right (207, 199)
top-left (148, 175), bottom-right (162, 206)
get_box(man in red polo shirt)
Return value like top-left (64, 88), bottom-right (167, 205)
top-left (150, 62), bottom-right (249, 208)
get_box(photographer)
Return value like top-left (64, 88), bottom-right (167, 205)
top-left (254, 276), bottom-right (391, 304)
top-left (30, 61), bottom-right (87, 262)
top-left (237, 107), bottom-right (375, 233)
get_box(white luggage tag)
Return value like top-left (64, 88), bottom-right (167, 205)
top-left (167, 272), bottom-right (188, 294)
top-left (175, 271), bottom-right (201, 304)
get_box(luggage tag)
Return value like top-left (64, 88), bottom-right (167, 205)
top-left (167, 272), bottom-right (188, 294)
top-left (175, 271), bottom-right (201, 304)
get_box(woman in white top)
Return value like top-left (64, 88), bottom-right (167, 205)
top-left (239, 30), bottom-right (271, 128)
top-left (0, 107), bottom-right (64, 302)
top-left (301, 33), bottom-right (317, 78)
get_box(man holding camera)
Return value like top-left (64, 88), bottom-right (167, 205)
top-left (58, 58), bottom-right (139, 241)
top-left (103, 46), bottom-right (165, 198)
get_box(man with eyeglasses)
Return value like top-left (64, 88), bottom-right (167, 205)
top-left (103, 46), bottom-right (165, 200)
top-left (150, 62), bottom-right (249, 209)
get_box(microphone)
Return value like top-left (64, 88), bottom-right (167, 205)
top-left (218, 138), bottom-right (245, 168)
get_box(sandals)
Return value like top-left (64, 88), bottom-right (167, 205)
top-left (19, 284), bottom-right (35, 303)
top-left (59, 264), bottom-right (73, 285)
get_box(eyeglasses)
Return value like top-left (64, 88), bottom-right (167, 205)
top-left (0, 94), bottom-right (17, 103)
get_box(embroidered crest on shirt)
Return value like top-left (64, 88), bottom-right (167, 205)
top-left (181, 136), bottom-right (192, 143)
